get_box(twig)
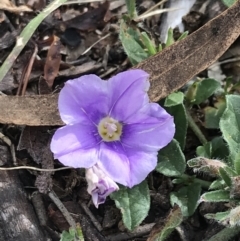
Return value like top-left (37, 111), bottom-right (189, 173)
top-left (21, 43), bottom-right (38, 96)
top-left (186, 109), bottom-right (208, 145)
top-left (135, 8), bottom-right (180, 21)
top-left (0, 166), bottom-right (72, 172)
top-left (31, 191), bottom-right (48, 226)
top-left (81, 33), bottom-right (111, 56)
top-left (48, 191), bottom-right (77, 228)
top-left (106, 223), bottom-right (155, 241)
top-left (0, 132), bottom-right (17, 166)
top-left (79, 202), bottom-right (103, 232)
top-left (0, 0), bottom-right (68, 83)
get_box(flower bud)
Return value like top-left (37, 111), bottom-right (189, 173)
top-left (86, 164), bottom-right (119, 208)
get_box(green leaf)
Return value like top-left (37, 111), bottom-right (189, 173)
top-left (205, 211), bottom-right (230, 222)
top-left (234, 156), bottom-right (240, 175)
top-left (200, 190), bottom-right (230, 202)
top-left (219, 167), bottom-right (232, 186)
top-left (125, 0), bottom-right (137, 19)
top-left (196, 145), bottom-right (211, 158)
top-left (140, 32), bottom-right (157, 55)
top-left (164, 92), bottom-right (184, 107)
top-left (156, 139), bottom-right (186, 176)
top-left (164, 93), bottom-right (187, 150)
top-left (203, 97), bottom-right (226, 129)
top-left (119, 20), bottom-right (148, 64)
top-left (209, 179), bottom-right (226, 190)
top-left (165, 28), bottom-right (174, 47)
top-left (60, 230), bottom-right (75, 241)
top-left (149, 206), bottom-right (183, 241)
top-left (222, 0), bottom-right (237, 7)
top-left (186, 78), bottom-right (221, 105)
top-left (158, 43), bottom-right (163, 52)
top-left (206, 227), bottom-right (240, 241)
top-left (110, 180), bottom-right (150, 231)
top-left (196, 137), bottom-right (229, 160)
top-left (177, 31), bottom-right (189, 41)
top-left (187, 183), bottom-right (201, 215)
top-left (170, 183), bottom-right (201, 217)
top-left (219, 95), bottom-right (240, 165)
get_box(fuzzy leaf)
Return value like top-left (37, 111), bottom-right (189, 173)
top-left (220, 95), bottom-right (240, 165)
top-left (125, 0), bottom-right (137, 19)
top-left (219, 167), bottom-right (232, 186)
top-left (119, 20), bottom-right (148, 64)
top-left (156, 139), bottom-right (186, 176)
top-left (147, 206), bottom-right (183, 241)
top-left (164, 93), bottom-right (187, 149)
top-left (60, 230), bottom-right (75, 241)
top-left (230, 206), bottom-right (240, 227)
top-left (165, 28), bottom-right (174, 47)
top-left (196, 137), bottom-right (229, 160)
top-left (140, 32), bottom-right (157, 55)
top-left (205, 211), bottom-right (230, 222)
top-left (234, 156), bottom-right (240, 175)
top-left (111, 180), bottom-right (150, 231)
top-left (209, 179), bottom-right (226, 190)
top-left (170, 183), bottom-right (201, 217)
top-left (164, 92), bottom-right (184, 107)
top-left (200, 190), bottom-right (230, 202)
top-left (204, 97), bottom-right (226, 129)
top-left (207, 227), bottom-right (240, 241)
top-left (186, 78), bottom-right (220, 105)
top-left (222, 0), bottom-right (237, 7)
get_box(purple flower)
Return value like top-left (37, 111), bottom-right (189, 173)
top-left (51, 69), bottom-right (175, 188)
top-left (86, 163), bottom-right (119, 208)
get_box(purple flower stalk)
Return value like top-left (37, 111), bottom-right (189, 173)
top-left (86, 163), bottom-right (119, 208)
top-left (51, 69), bottom-right (175, 190)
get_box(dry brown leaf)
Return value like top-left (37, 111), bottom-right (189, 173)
top-left (0, 0), bottom-right (32, 13)
top-left (61, 1), bottom-right (110, 31)
top-left (0, 1), bottom-right (239, 126)
top-left (44, 36), bottom-right (62, 88)
top-left (134, 0), bottom-right (240, 102)
top-left (0, 95), bottom-right (63, 126)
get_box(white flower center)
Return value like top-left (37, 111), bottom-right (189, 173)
top-left (98, 117), bottom-right (122, 142)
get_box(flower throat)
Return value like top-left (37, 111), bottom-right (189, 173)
top-left (98, 117), bottom-right (122, 142)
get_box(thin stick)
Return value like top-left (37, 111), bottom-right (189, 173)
top-left (48, 191), bottom-right (76, 228)
top-left (80, 202), bottom-right (103, 232)
top-left (21, 43), bottom-right (38, 96)
top-left (0, 132), bottom-right (17, 166)
top-left (0, 166), bottom-right (72, 172)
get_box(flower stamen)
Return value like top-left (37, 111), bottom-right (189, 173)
top-left (98, 117), bottom-right (122, 141)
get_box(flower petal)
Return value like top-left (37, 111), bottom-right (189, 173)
top-left (50, 123), bottom-right (100, 168)
top-left (122, 103), bottom-right (175, 152)
top-left (99, 143), bottom-right (158, 188)
top-left (98, 142), bottom-right (130, 186)
top-left (56, 148), bottom-right (98, 168)
top-left (107, 70), bottom-right (150, 121)
top-left (86, 164), bottom-right (119, 208)
top-left (126, 148), bottom-right (158, 187)
top-left (59, 75), bottom-right (108, 125)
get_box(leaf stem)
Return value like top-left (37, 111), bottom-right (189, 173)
top-left (181, 174), bottom-right (211, 189)
top-left (186, 108), bottom-right (208, 145)
top-left (125, 0), bottom-right (137, 19)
